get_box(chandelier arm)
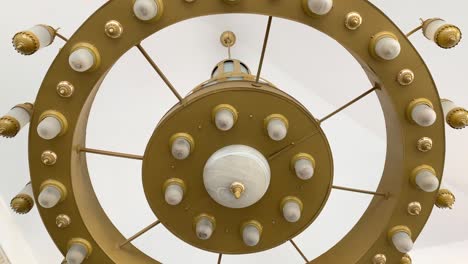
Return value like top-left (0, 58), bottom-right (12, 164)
top-left (267, 130), bottom-right (321, 161)
top-left (217, 253), bottom-right (222, 264)
top-left (119, 220), bottom-right (161, 248)
top-left (290, 239), bottom-right (309, 263)
top-left (406, 25), bottom-right (424, 37)
top-left (79, 147), bottom-right (144, 160)
top-left (318, 86), bottom-right (379, 124)
top-left (55, 32), bottom-right (69, 42)
top-left (255, 16), bottom-right (273, 83)
top-left (136, 44), bottom-right (184, 103)
top-left (332, 185), bottom-right (389, 199)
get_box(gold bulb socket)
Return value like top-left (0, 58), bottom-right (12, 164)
top-left (401, 254), bottom-right (412, 264)
top-left (388, 225), bottom-right (412, 242)
top-left (39, 110), bottom-right (69, 137)
top-left (436, 189), bottom-right (456, 209)
top-left (212, 104), bottom-right (239, 125)
top-left (10, 193), bottom-right (34, 214)
top-left (41, 150), bottom-right (58, 166)
top-left (0, 116), bottom-right (20, 138)
top-left (56, 214), bottom-right (72, 229)
top-left (193, 214), bottom-right (217, 231)
top-left (410, 164), bottom-right (437, 189)
top-left (12, 31), bottom-right (40, 55)
top-left (70, 43), bottom-right (101, 72)
top-left (57, 81), bottom-right (74, 98)
top-left (397, 69), bottom-right (415, 86)
top-left (68, 238), bottom-right (93, 257)
top-left (372, 254), bottom-right (387, 264)
top-left (435, 24), bottom-right (462, 49)
top-left (406, 98), bottom-right (434, 124)
top-left (40, 180), bottom-right (68, 202)
top-left (369, 31), bottom-right (399, 60)
top-left (345, 12), bottom-right (362, 30)
top-left (264, 114), bottom-right (289, 130)
top-left (446, 107), bottom-right (468, 129)
top-left (407, 201), bottom-right (422, 216)
top-left (105, 20), bottom-right (123, 39)
top-left (417, 137), bottom-right (433, 152)
top-left (230, 182), bottom-right (245, 199)
top-left (220, 31), bottom-right (236, 47)
top-left (163, 178), bottom-right (187, 194)
top-left (169, 133), bottom-right (195, 153)
top-left (241, 220), bottom-right (263, 236)
top-left (280, 196), bottom-right (304, 212)
top-left (133, 0), bottom-right (164, 22)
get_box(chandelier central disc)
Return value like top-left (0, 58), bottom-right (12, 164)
top-left (203, 145), bottom-right (271, 209)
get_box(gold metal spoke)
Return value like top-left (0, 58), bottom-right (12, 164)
top-left (119, 220), bottom-right (161, 247)
top-left (332, 185), bottom-right (389, 198)
top-left (55, 31), bottom-right (69, 42)
top-left (217, 254), bottom-right (223, 264)
top-left (79, 147), bottom-right (144, 160)
top-left (256, 16), bottom-right (273, 83)
top-left (290, 240), bottom-right (309, 263)
top-left (136, 44), bottom-right (184, 103)
top-left (406, 25), bottom-right (423, 37)
top-left (318, 86), bottom-right (379, 124)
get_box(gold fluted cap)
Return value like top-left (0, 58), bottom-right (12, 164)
top-left (0, 116), bottom-right (20, 138)
top-left (435, 24), bottom-right (462, 49)
top-left (447, 107), bottom-right (468, 129)
top-left (401, 254), bottom-right (412, 264)
top-left (12, 31), bottom-right (40, 55)
top-left (372, 254), bottom-right (387, 264)
top-left (10, 194), bottom-right (34, 214)
top-left (436, 189), bottom-right (456, 209)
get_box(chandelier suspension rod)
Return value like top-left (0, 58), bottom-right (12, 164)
top-left (217, 253), bottom-right (223, 264)
top-left (136, 44), bottom-right (184, 103)
top-left (119, 220), bottom-right (161, 247)
top-left (332, 185), bottom-right (389, 198)
top-left (290, 240), bottom-right (309, 263)
top-left (256, 16), bottom-right (273, 83)
top-left (79, 147), bottom-right (144, 160)
top-left (319, 86), bottom-right (379, 124)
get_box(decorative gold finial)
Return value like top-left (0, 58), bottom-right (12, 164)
top-left (407, 201), bottom-right (422, 216)
top-left (57, 81), bottom-right (74, 98)
top-left (105, 20), bottom-right (123, 39)
top-left (0, 116), bottom-right (20, 138)
top-left (435, 25), bottom-right (462, 49)
top-left (41, 150), bottom-right (58, 166)
top-left (436, 189), bottom-right (456, 209)
top-left (230, 182), bottom-right (245, 199)
top-left (417, 137), bottom-right (433, 152)
top-left (10, 193), bottom-right (34, 214)
top-left (345, 12), bottom-right (362, 30)
top-left (56, 214), bottom-right (72, 229)
top-left (372, 254), bottom-right (387, 264)
top-left (397, 69), bottom-right (415, 86)
top-left (401, 254), bottom-right (412, 264)
top-left (220, 31), bottom-right (236, 47)
top-left (12, 31), bottom-right (40, 55)
top-left (446, 107), bottom-right (468, 129)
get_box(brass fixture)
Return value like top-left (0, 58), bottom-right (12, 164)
top-left (407, 202), bottom-right (422, 216)
top-left (345, 12), bottom-right (363, 30)
top-left (56, 214), bottom-right (72, 229)
top-left (397, 69), bottom-right (415, 86)
top-left (230, 182), bottom-right (245, 199)
top-left (104, 20), bottom-right (123, 39)
top-left (436, 189), bottom-right (456, 209)
top-left (41, 150), bottom-right (58, 166)
top-left (401, 254), bottom-right (412, 264)
top-left (56, 81), bottom-right (75, 98)
top-left (10, 193), bottom-right (34, 215)
top-left (417, 137), bottom-right (433, 152)
top-left (372, 254), bottom-right (387, 264)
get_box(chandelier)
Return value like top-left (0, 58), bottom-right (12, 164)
top-left (2, 0), bottom-right (466, 263)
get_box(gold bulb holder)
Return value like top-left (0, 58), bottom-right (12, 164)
top-left (345, 12), bottom-right (362, 30)
top-left (220, 31), bottom-right (236, 47)
top-left (56, 81), bottom-right (75, 98)
top-left (169, 133), bottom-right (195, 153)
top-left (387, 225), bottom-right (412, 242)
top-left (241, 220), bottom-right (263, 236)
top-left (230, 182), bottom-right (245, 199)
top-left (280, 196), bottom-right (304, 212)
top-left (407, 201), bottom-right (422, 216)
top-left (432, 23), bottom-right (462, 49)
top-left (372, 254), bottom-right (387, 264)
top-left (105, 20), bottom-right (123, 39)
top-left (436, 189), bottom-right (456, 209)
top-left (264, 114), bottom-right (289, 129)
top-left (193, 213), bottom-right (216, 230)
top-left (410, 164), bottom-right (437, 189)
top-left (39, 110), bottom-right (69, 137)
top-left (12, 25), bottom-right (55, 55)
top-left (56, 214), bottom-right (72, 229)
top-left (10, 193), bottom-right (34, 214)
top-left (369, 31), bottom-right (399, 60)
top-left (446, 107), bottom-right (468, 129)
top-left (40, 180), bottom-right (68, 202)
top-left (401, 254), bottom-right (412, 264)
top-left (70, 43), bottom-right (101, 72)
top-left (163, 178), bottom-right (186, 193)
top-left (41, 150), bottom-right (58, 166)
top-left (397, 69), bottom-right (415, 86)
top-left (290, 153), bottom-right (316, 173)
top-left (406, 98), bottom-right (434, 124)
top-left (417, 137), bottom-right (433, 152)
top-left (0, 116), bottom-right (20, 138)
top-left (212, 104), bottom-right (239, 125)
top-left (68, 238), bottom-right (93, 257)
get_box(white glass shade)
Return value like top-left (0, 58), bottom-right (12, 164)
top-left (69, 48), bottom-right (95, 72)
top-left (374, 37), bottom-right (401, 60)
top-left (66, 243), bottom-right (88, 264)
top-left (20, 183), bottom-right (34, 197)
top-left (29, 25), bottom-right (54, 48)
top-left (441, 100), bottom-right (457, 117)
top-left (38, 185), bottom-right (62, 208)
top-left (391, 232), bottom-right (414, 253)
top-left (282, 201), bottom-right (302, 223)
top-left (411, 104), bottom-right (437, 127)
top-left (242, 225), bottom-right (261, 247)
top-left (133, 0), bottom-right (159, 21)
top-left (7, 107), bottom-right (31, 128)
top-left (423, 19), bottom-right (447, 41)
top-left (415, 169), bottom-right (439, 192)
top-left (215, 109), bottom-right (235, 131)
top-left (164, 184), bottom-right (184, 206)
top-left (203, 145), bottom-right (271, 208)
top-left (171, 137), bottom-right (191, 160)
top-left (294, 159), bottom-right (315, 180)
top-left (306, 0), bottom-right (333, 15)
top-left (195, 218), bottom-right (214, 240)
top-left (267, 118), bottom-right (288, 141)
top-left (37, 116), bottom-right (63, 140)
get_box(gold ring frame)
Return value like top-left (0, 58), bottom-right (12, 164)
top-left (27, 0), bottom-right (445, 263)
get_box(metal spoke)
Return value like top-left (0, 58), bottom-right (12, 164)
top-left (290, 240), bottom-right (309, 263)
top-left (119, 220), bottom-right (161, 247)
top-left (332, 185), bottom-right (389, 199)
top-left (256, 16), bottom-right (273, 83)
top-left (136, 44), bottom-right (184, 103)
top-left (406, 25), bottom-right (423, 37)
top-left (79, 147), bottom-right (144, 160)
top-left (217, 254), bottom-right (223, 264)
top-left (318, 86), bottom-right (378, 124)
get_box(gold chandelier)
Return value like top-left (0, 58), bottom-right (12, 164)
top-left (1, 0), bottom-right (466, 263)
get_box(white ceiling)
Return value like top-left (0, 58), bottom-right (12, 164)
top-left (0, 0), bottom-right (467, 263)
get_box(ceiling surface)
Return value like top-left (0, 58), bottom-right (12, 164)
top-left (0, 0), bottom-right (467, 263)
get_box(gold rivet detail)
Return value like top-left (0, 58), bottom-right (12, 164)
top-left (220, 31), bottom-right (236, 47)
top-left (373, 254), bottom-right (387, 264)
top-left (417, 137), bottom-right (433, 152)
top-left (397, 69), bottom-right (415, 86)
top-left (345, 12), bottom-right (362, 30)
top-left (56, 214), bottom-right (72, 229)
top-left (401, 254), bottom-right (412, 264)
top-left (57, 81), bottom-right (74, 98)
top-left (41, 150), bottom-right (58, 166)
top-left (105, 20), bottom-right (123, 39)
top-left (407, 201), bottom-right (422, 216)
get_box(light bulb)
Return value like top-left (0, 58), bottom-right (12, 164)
top-left (37, 116), bottom-right (63, 140)
top-left (164, 184), bottom-right (184, 205)
top-left (38, 185), bottom-right (62, 208)
top-left (282, 200), bottom-right (302, 223)
top-left (294, 158), bottom-right (315, 180)
top-left (12, 25), bottom-right (55, 55)
top-left (69, 47), bottom-right (96, 72)
top-left (441, 99), bottom-right (457, 116)
top-left (195, 217), bottom-right (214, 240)
top-left (171, 137), bottom-right (191, 160)
top-left (133, 0), bottom-right (160, 21)
top-left (215, 109), bottom-right (235, 131)
top-left (411, 104), bottom-right (436, 127)
top-left (10, 183), bottom-right (35, 214)
top-left (423, 19), bottom-right (461, 49)
top-left (374, 36), bottom-right (401, 60)
top-left (29, 25), bottom-right (54, 48)
top-left (392, 231), bottom-right (414, 253)
top-left (414, 168), bottom-right (439, 192)
top-left (305, 0), bottom-right (333, 15)
top-left (267, 118), bottom-right (288, 141)
top-left (242, 224), bottom-right (261, 247)
top-left (0, 103), bottom-right (33, 138)
top-left (7, 106), bottom-right (31, 128)
top-left (66, 243), bottom-right (88, 264)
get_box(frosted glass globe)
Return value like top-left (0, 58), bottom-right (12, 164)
top-left (392, 232), bottom-right (414, 253)
top-left (294, 159), bottom-right (315, 180)
top-left (415, 169), bottom-right (439, 192)
top-left (375, 37), bottom-right (401, 60)
top-left (38, 185), bottom-right (62, 208)
top-left (66, 243), bottom-right (88, 264)
top-left (133, 0), bottom-right (159, 21)
top-left (307, 0), bottom-right (333, 15)
top-left (267, 118), bottom-right (288, 141)
top-left (215, 109), bottom-right (235, 131)
top-left (283, 201), bottom-right (302, 223)
top-left (411, 104), bottom-right (437, 127)
top-left (7, 107), bottom-right (31, 128)
top-left (195, 218), bottom-right (214, 240)
top-left (165, 184), bottom-right (184, 205)
top-left (29, 25), bottom-right (54, 48)
top-left (243, 225), bottom-right (261, 247)
top-left (69, 48), bottom-right (95, 72)
top-left (171, 138), bottom-right (191, 160)
top-left (37, 116), bottom-right (62, 140)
